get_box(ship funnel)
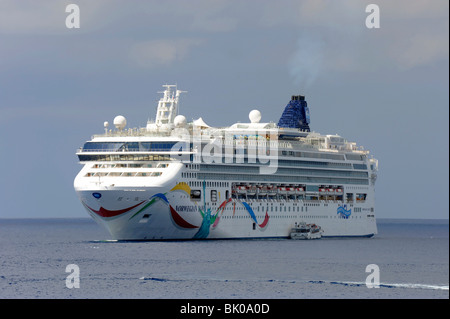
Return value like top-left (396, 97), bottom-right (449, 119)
top-left (277, 95), bottom-right (310, 131)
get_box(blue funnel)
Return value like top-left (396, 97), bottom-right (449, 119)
top-left (277, 95), bottom-right (310, 131)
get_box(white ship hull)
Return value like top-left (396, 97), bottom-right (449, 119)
top-left (74, 175), bottom-right (377, 240)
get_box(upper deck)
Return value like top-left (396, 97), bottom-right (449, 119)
top-left (76, 84), bottom-right (376, 171)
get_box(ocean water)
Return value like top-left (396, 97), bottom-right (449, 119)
top-left (0, 218), bottom-right (448, 300)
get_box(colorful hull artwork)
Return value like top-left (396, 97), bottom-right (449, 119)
top-left (84, 182), bottom-right (270, 239)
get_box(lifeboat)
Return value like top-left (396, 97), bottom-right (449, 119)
top-left (287, 187), bottom-right (296, 194)
top-left (247, 185), bottom-right (257, 195)
top-left (258, 185), bottom-right (268, 195)
top-left (295, 187), bottom-right (305, 193)
top-left (267, 186), bottom-right (277, 196)
top-left (236, 186), bottom-right (247, 194)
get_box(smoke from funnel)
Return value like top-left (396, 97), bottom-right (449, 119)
top-left (288, 33), bottom-right (325, 88)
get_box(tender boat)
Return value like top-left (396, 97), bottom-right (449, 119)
top-left (290, 222), bottom-right (323, 240)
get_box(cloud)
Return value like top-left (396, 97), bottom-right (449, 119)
top-left (129, 38), bottom-right (205, 68)
top-left (288, 33), bottom-right (325, 87)
top-left (0, 0), bottom-right (447, 78)
top-left (286, 0), bottom-right (449, 86)
top-left (191, 16), bottom-right (237, 33)
top-left (0, 1), bottom-right (62, 34)
top-left (0, 0), bottom-right (113, 35)
top-left (388, 30), bottom-right (449, 70)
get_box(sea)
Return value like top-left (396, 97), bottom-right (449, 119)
top-left (0, 218), bottom-right (448, 305)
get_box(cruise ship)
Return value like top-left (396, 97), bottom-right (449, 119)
top-left (74, 84), bottom-right (378, 240)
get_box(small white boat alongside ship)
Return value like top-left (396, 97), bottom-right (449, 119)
top-left (290, 222), bottom-right (323, 240)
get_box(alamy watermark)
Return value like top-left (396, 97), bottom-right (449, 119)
top-left (65, 4), bottom-right (80, 29)
top-left (365, 264), bottom-right (380, 288)
top-left (66, 4), bottom-right (380, 30)
top-left (365, 4), bottom-right (380, 29)
top-left (169, 126), bottom-right (279, 175)
top-left (65, 264), bottom-right (80, 289)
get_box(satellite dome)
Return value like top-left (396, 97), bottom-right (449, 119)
top-left (174, 115), bottom-right (187, 127)
top-left (113, 115), bottom-right (127, 130)
top-left (249, 110), bottom-right (261, 123)
top-left (104, 121), bottom-right (109, 128)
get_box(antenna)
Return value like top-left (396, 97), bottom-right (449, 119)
top-left (175, 89), bottom-right (187, 115)
top-left (104, 121), bottom-right (109, 134)
top-left (154, 84), bottom-right (186, 125)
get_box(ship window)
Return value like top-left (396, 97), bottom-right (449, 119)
top-left (346, 154), bottom-right (363, 161)
top-left (151, 172), bottom-right (162, 176)
top-left (356, 193), bottom-right (367, 201)
top-left (190, 190), bottom-right (201, 201)
top-left (346, 193), bottom-right (354, 202)
top-left (125, 142), bottom-right (139, 151)
top-left (211, 190), bottom-right (217, 202)
top-left (306, 185), bottom-right (319, 192)
top-left (109, 172), bottom-right (121, 177)
top-left (82, 142), bottom-right (124, 152)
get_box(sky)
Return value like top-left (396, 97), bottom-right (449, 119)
top-left (0, 0), bottom-right (448, 219)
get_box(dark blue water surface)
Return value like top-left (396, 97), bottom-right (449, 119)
top-left (0, 218), bottom-right (448, 299)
